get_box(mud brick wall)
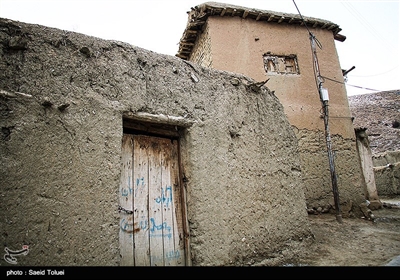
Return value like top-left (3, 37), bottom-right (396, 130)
top-left (190, 23), bottom-right (212, 68)
top-left (0, 18), bottom-right (314, 266)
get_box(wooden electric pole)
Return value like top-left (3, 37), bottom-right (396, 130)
top-left (293, 0), bottom-right (342, 223)
top-left (311, 34), bottom-right (343, 224)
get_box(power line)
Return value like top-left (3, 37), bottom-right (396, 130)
top-left (340, 1), bottom-right (398, 52)
top-left (292, 0), bottom-right (342, 224)
top-left (292, 0), bottom-right (323, 94)
top-left (321, 76), bottom-right (383, 92)
top-left (349, 65), bottom-right (399, 78)
top-left (291, 2), bottom-right (388, 93)
top-left (344, 83), bottom-right (381, 92)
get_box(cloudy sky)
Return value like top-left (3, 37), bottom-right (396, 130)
top-left (0, 0), bottom-right (399, 96)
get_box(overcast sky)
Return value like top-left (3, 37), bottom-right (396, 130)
top-left (0, 0), bottom-right (399, 96)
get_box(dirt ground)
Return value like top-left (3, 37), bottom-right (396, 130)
top-left (295, 196), bottom-right (400, 266)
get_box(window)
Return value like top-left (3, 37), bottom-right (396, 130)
top-left (263, 53), bottom-right (299, 75)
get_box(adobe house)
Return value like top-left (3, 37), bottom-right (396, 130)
top-left (176, 2), bottom-right (367, 216)
top-left (0, 18), bottom-right (314, 266)
top-left (349, 90), bottom-right (400, 198)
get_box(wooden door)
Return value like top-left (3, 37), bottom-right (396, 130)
top-left (119, 133), bottom-right (186, 266)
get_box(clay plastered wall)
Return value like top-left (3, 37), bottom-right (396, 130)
top-left (374, 163), bottom-right (400, 196)
top-left (201, 16), bottom-right (365, 216)
top-left (294, 128), bottom-right (366, 216)
top-left (207, 16), bottom-right (354, 138)
top-left (373, 151), bottom-right (400, 196)
top-left (0, 18), bottom-right (313, 266)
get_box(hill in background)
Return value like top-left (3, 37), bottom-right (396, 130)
top-left (348, 90), bottom-right (400, 155)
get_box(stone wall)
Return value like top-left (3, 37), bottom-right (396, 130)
top-left (190, 22), bottom-right (212, 68)
top-left (349, 91), bottom-right (400, 200)
top-left (0, 18), bottom-right (313, 266)
top-left (373, 150), bottom-right (400, 196)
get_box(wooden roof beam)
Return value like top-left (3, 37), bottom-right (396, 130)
top-left (220, 7), bottom-right (226, 16)
top-left (327, 24), bottom-right (337, 30)
top-left (180, 42), bottom-right (195, 46)
top-left (321, 22), bottom-right (329, 29)
top-left (243, 10), bottom-right (249, 19)
top-left (175, 54), bottom-right (188, 59)
top-left (188, 21), bottom-right (205, 28)
top-left (334, 33), bottom-right (346, 42)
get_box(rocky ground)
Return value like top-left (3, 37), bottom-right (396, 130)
top-left (295, 196), bottom-right (400, 266)
top-left (288, 90), bottom-right (400, 267)
top-left (293, 91), bottom-right (400, 267)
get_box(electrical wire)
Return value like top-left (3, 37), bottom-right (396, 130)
top-left (292, 1), bottom-right (383, 93)
top-left (292, 1), bottom-right (311, 34)
top-left (292, 0), bottom-right (322, 95)
top-left (321, 75), bottom-right (383, 92)
top-left (292, 0), bottom-right (323, 49)
top-left (340, 2), bottom-right (398, 89)
top-left (341, 2), bottom-right (398, 53)
top-left (293, 1), bottom-right (396, 93)
top-left (349, 65), bottom-right (399, 78)
top-left (292, 0), bottom-right (348, 223)
top-left (344, 83), bottom-right (382, 92)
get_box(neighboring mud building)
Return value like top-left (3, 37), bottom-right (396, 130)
top-left (177, 2), bottom-right (367, 215)
top-left (349, 90), bottom-right (400, 197)
top-left (0, 17), bottom-right (315, 266)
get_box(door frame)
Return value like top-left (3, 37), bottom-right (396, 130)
top-left (119, 115), bottom-right (191, 266)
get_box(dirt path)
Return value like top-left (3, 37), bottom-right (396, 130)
top-left (297, 196), bottom-right (400, 266)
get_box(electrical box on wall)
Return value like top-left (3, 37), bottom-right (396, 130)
top-left (321, 87), bottom-right (329, 101)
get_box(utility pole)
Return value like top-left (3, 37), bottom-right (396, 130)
top-left (293, 0), bottom-right (342, 223)
top-left (310, 34), bottom-right (343, 224)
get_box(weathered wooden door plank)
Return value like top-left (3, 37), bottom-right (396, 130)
top-left (148, 137), bottom-right (164, 266)
top-left (121, 132), bottom-right (187, 266)
top-left (119, 134), bottom-right (134, 266)
top-left (133, 136), bottom-right (150, 266)
top-left (170, 139), bottom-right (186, 265)
top-left (160, 139), bottom-right (176, 265)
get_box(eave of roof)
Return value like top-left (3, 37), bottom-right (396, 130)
top-left (176, 1), bottom-right (346, 59)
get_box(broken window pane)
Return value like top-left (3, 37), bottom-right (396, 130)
top-left (263, 54), bottom-right (299, 75)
